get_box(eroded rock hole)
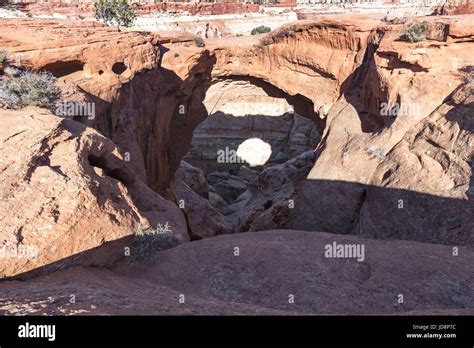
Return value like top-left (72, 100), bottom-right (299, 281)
top-left (112, 62), bottom-right (127, 75)
top-left (43, 60), bottom-right (84, 78)
top-left (178, 77), bottom-right (321, 232)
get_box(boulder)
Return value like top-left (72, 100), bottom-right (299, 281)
top-left (170, 179), bottom-right (232, 239)
top-left (175, 160), bottom-right (209, 198)
top-left (206, 172), bottom-right (249, 203)
top-left (0, 108), bottom-right (189, 278)
top-left (208, 191), bottom-right (227, 210)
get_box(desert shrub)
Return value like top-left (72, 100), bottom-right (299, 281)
top-left (0, 82), bottom-right (21, 109)
top-left (251, 25), bottom-right (271, 36)
top-left (401, 21), bottom-right (428, 43)
top-left (0, 70), bottom-right (61, 109)
top-left (129, 221), bottom-right (176, 262)
top-left (94, 0), bottom-right (137, 28)
top-left (0, 50), bottom-right (7, 64)
top-left (3, 66), bottom-right (19, 77)
top-left (194, 36), bottom-right (205, 48)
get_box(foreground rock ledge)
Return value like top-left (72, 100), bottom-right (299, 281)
top-left (1, 230), bottom-right (473, 315)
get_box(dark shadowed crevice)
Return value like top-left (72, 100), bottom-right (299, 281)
top-left (43, 60), bottom-right (85, 78)
top-left (88, 154), bottom-right (134, 184)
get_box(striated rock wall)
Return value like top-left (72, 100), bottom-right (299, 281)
top-left (132, 12), bottom-right (299, 38)
top-left (185, 78), bottom-right (319, 173)
top-left (296, 0), bottom-right (452, 17)
top-left (8, 1), bottom-right (261, 16)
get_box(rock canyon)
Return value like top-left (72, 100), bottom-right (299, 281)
top-left (0, 2), bottom-right (473, 315)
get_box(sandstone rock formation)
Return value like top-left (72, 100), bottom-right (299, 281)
top-left (284, 17), bottom-right (473, 245)
top-left (207, 16), bottom-right (472, 244)
top-left (206, 172), bottom-right (249, 203)
top-left (0, 19), bottom-right (215, 195)
top-left (210, 18), bottom-right (380, 119)
top-left (356, 81), bottom-right (473, 244)
top-left (0, 14), bottom-right (472, 316)
top-left (0, 108), bottom-right (188, 278)
top-left (434, 0), bottom-right (474, 14)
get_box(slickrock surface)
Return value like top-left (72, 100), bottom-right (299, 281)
top-left (1, 230), bottom-right (473, 315)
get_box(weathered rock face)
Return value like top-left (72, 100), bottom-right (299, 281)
top-left (0, 19), bottom-right (215, 195)
top-left (0, 14), bottom-right (473, 316)
top-left (208, 16), bottom-right (473, 244)
top-left (357, 82), bottom-right (474, 244)
top-left (207, 172), bottom-right (249, 204)
top-left (286, 17), bottom-right (474, 245)
top-left (0, 109), bottom-right (189, 278)
top-left (210, 19), bottom-right (380, 118)
top-left (0, 15), bottom-right (472, 284)
top-left (133, 12), bottom-right (299, 38)
top-left (16, 1), bottom-right (261, 17)
top-left (296, 0), bottom-right (452, 18)
top-left (1, 20), bottom-right (255, 277)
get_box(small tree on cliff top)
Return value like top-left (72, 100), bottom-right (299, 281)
top-left (251, 25), bottom-right (271, 36)
top-left (94, 0), bottom-right (137, 30)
